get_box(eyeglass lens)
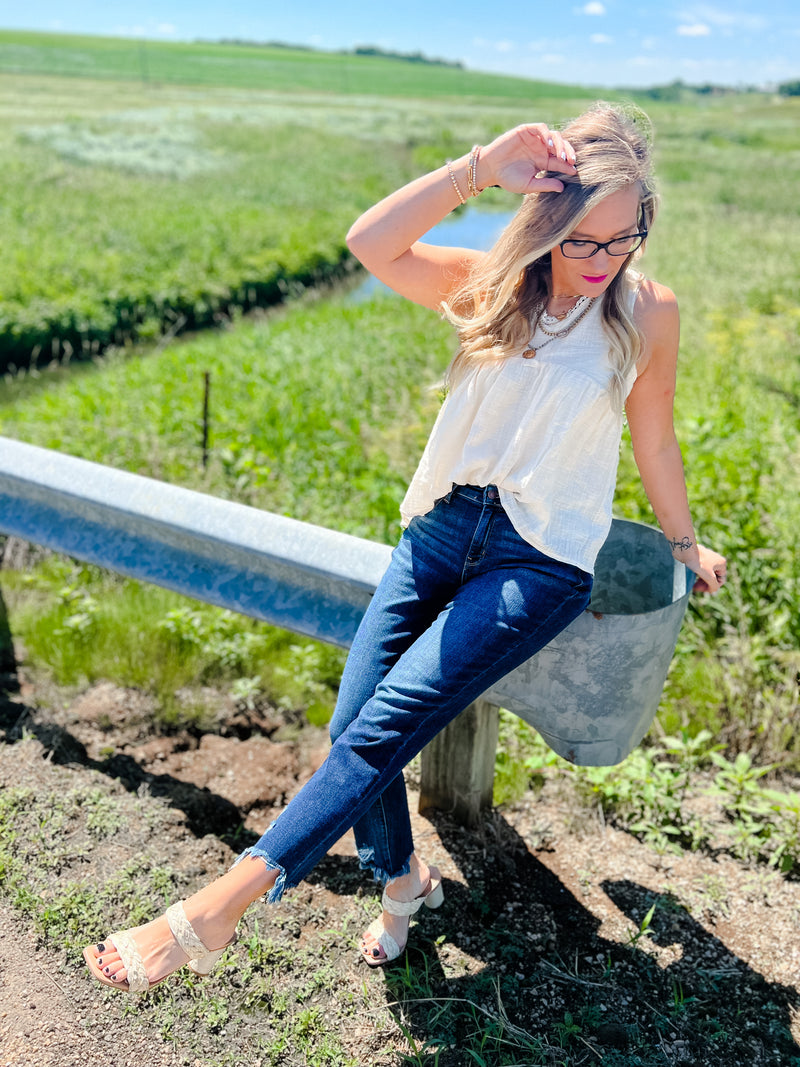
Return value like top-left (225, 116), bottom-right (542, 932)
top-left (560, 234), bottom-right (645, 259)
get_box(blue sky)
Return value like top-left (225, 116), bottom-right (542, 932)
top-left (5, 1), bottom-right (798, 89)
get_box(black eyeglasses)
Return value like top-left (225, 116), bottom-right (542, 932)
top-left (559, 232), bottom-right (648, 259)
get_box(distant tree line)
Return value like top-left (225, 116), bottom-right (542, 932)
top-left (210, 38), bottom-right (462, 68)
top-left (633, 77), bottom-right (800, 100)
top-left (209, 40), bottom-right (792, 87)
top-left (348, 45), bottom-right (463, 69)
top-left (213, 39), bottom-right (316, 52)
top-left (634, 79), bottom-right (766, 101)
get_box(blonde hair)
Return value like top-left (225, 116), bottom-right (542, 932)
top-left (444, 103), bottom-right (658, 412)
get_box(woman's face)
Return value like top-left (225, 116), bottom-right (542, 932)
top-left (550, 185), bottom-right (643, 298)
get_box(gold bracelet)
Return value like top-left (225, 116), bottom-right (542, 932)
top-left (468, 144), bottom-right (482, 197)
top-left (446, 160), bottom-right (466, 205)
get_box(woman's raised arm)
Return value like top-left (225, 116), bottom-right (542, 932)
top-left (345, 124), bottom-right (577, 310)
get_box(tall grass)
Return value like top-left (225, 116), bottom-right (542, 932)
top-left (0, 104), bottom-right (387, 369)
top-left (1, 65), bottom-right (798, 763)
top-left (0, 51), bottom-right (593, 370)
top-left (611, 94), bottom-right (800, 761)
top-left (0, 292), bottom-right (453, 541)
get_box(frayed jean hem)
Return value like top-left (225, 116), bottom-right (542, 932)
top-left (231, 845), bottom-right (287, 905)
top-left (357, 845), bottom-right (411, 887)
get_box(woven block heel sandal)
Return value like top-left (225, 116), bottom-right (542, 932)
top-left (361, 866), bottom-right (444, 967)
top-left (83, 900), bottom-right (236, 994)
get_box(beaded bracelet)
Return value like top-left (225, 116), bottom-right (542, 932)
top-left (467, 144), bottom-right (482, 198)
top-left (446, 160), bottom-right (466, 205)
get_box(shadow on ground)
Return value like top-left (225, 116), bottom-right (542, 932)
top-left (362, 810), bottom-right (800, 1066)
top-left (1, 566), bottom-right (798, 1065)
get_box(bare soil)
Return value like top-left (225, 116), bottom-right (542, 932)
top-left (1, 662), bottom-right (799, 1066)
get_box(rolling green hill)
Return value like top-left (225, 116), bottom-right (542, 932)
top-left (0, 29), bottom-right (597, 102)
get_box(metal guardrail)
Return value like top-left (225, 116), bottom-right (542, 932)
top-left (0, 436), bottom-right (692, 826)
top-left (0, 436), bottom-right (392, 649)
top-left (0, 436), bottom-right (503, 824)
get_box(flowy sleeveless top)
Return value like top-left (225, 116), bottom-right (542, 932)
top-left (400, 283), bottom-right (642, 575)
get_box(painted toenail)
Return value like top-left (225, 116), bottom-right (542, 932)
top-left (96, 943), bottom-right (105, 952)
top-left (97, 958), bottom-right (103, 965)
top-left (104, 967), bottom-right (110, 974)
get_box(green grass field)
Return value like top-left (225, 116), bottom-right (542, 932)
top-left (0, 31), bottom-right (600, 370)
top-left (2, 31), bottom-right (799, 744)
top-left (1, 34), bottom-right (799, 762)
top-left (0, 29), bottom-right (597, 100)
top-left (1, 30), bottom-right (800, 1067)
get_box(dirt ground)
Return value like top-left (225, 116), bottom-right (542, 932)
top-left (1, 662), bottom-right (800, 1066)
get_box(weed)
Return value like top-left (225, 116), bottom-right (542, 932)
top-left (496, 720), bottom-right (800, 877)
top-left (79, 787), bottom-right (127, 839)
top-left (626, 902), bottom-right (656, 950)
top-left (552, 1009), bottom-right (583, 1046)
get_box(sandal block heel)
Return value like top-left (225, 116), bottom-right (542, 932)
top-left (188, 933), bottom-right (237, 977)
top-left (423, 881), bottom-right (444, 910)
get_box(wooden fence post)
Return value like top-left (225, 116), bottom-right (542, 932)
top-left (418, 698), bottom-right (499, 827)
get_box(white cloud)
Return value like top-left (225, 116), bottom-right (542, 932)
top-left (677, 23), bottom-right (711, 36)
top-left (156, 23), bottom-right (176, 36)
top-left (541, 53), bottom-right (567, 65)
top-left (580, 2), bottom-right (606, 14)
top-left (591, 33), bottom-right (613, 44)
top-left (687, 5), bottom-right (767, 32)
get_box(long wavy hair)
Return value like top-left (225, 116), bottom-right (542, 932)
top-left (444, 103), bottom-right (658, 412)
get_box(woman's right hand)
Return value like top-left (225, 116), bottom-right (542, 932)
top-left (477, 124), bottom-right (577, 196)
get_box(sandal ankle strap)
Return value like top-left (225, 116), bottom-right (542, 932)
top-left (380, 880), bottom-right (432, 917)
top-left (166, 901), bottom-right (212, 961)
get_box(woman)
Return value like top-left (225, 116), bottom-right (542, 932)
top-left (84, 103), bottom-right (726, 990)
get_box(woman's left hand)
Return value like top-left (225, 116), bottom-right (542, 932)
top-left (688, 543), bottom-right (727, 594)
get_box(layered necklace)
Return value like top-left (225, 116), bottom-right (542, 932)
top-left (523, 295), bottom-right (595, 359)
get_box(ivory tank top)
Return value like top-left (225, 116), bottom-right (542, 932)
top-left (400, 281), bottom-right (642, 575)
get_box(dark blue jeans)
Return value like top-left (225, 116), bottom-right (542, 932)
top-left (234, 485), bottom-right (592, 901)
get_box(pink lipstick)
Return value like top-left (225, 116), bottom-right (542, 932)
top-left (582, 274), bottom-right (608, 284)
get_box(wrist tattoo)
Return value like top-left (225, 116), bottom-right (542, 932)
top-left (667, 535), bottom-right (694, 553)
